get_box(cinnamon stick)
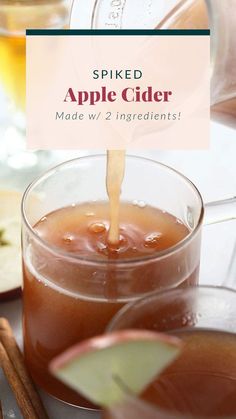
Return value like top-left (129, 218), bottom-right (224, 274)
top-left (0, 318), bottom-right (49, 419)
top-left (0, 341), bottom-right (39, 419)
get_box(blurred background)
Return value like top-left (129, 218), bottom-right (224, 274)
top-left (0, 0), bottom-right (74, 188)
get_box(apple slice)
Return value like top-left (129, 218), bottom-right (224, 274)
top-left (0, 190), bottom-right (22, 301)
top-left (50, 330), bottom-right (181, 408)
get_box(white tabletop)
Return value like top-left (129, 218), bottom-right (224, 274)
top-left (0, 121), bottom-right (236, 418)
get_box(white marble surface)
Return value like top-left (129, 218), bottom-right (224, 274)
top-left (0, 119), bottom-right (236, 418)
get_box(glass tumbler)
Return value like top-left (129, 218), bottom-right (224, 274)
top-left (21, 155), bottom-right (236, 408)
top-left (106, 285), bottom-right (236, 419)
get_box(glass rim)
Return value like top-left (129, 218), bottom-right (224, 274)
top-left (107, 284), bottom-right (236, 332)
top-left (21, 154), bottom-right (204, 267)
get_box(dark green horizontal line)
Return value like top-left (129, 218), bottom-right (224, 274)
top-left (26, 29), bottom-right (210, 36)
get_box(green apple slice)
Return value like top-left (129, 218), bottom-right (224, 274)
top-left (0, 190), bottom-right (22, 300)
top-left (50, 330), bottom-right (181, 407)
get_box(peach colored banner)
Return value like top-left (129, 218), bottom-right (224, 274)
top-left (26, 34), bottom-right (210, 149)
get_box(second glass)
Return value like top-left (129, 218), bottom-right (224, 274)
top-left (106, 286), bottom-right (236, 419)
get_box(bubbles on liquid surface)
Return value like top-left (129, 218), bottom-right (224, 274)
top-left (109, 234), bottom-right (128, 253)
top-left (86, 212), bottom-right (95, 217)
top-left (138, 201), bottom-right (146, 208)
top-left (96, 241), bottom-right (107, 252)
top-left (132, 200), bottom-right (146, 208)
top-left (144, 232), bottom-right (162, 248)
top-left (63, 234), bottom-right (74, 243)
top-left (88, 222), bottom-right (106, 234)
top-left (95, 232), bottom-right (131, 257)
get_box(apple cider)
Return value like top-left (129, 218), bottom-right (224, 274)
top-left (0, 34), bottom-right (25, 110)
top-left (0, 1), bottom-right (69, 113)
top-left (105, 285), bottom-right (236, 419)
top-left (104, 329), bottom-right (236, 418)
top-left (23, 201), bottom-right (194, 407)
top-left (142, 329), bottom-right (236, 417)
top-left (22, 154), bottom-right (203, 407)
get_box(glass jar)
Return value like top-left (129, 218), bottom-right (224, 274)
top-left (0, 0), bottom-right (71, 169)
top-left (71, 0), bottom-right (236, 128)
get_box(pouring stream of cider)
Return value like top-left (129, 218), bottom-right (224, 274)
top-left (105, 0), bottom-right (236, 245)
top-left (106, 150), bottom-right (126, 245)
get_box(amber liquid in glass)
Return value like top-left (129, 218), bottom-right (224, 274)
top-left (0, 34), bottom-right (25, 110)
top-left (142, 329), bottom-right (236, 417)
top-left (0, 1), bottom-right (69, 112)
top-left (23, 201), bottom-right (191, 407)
